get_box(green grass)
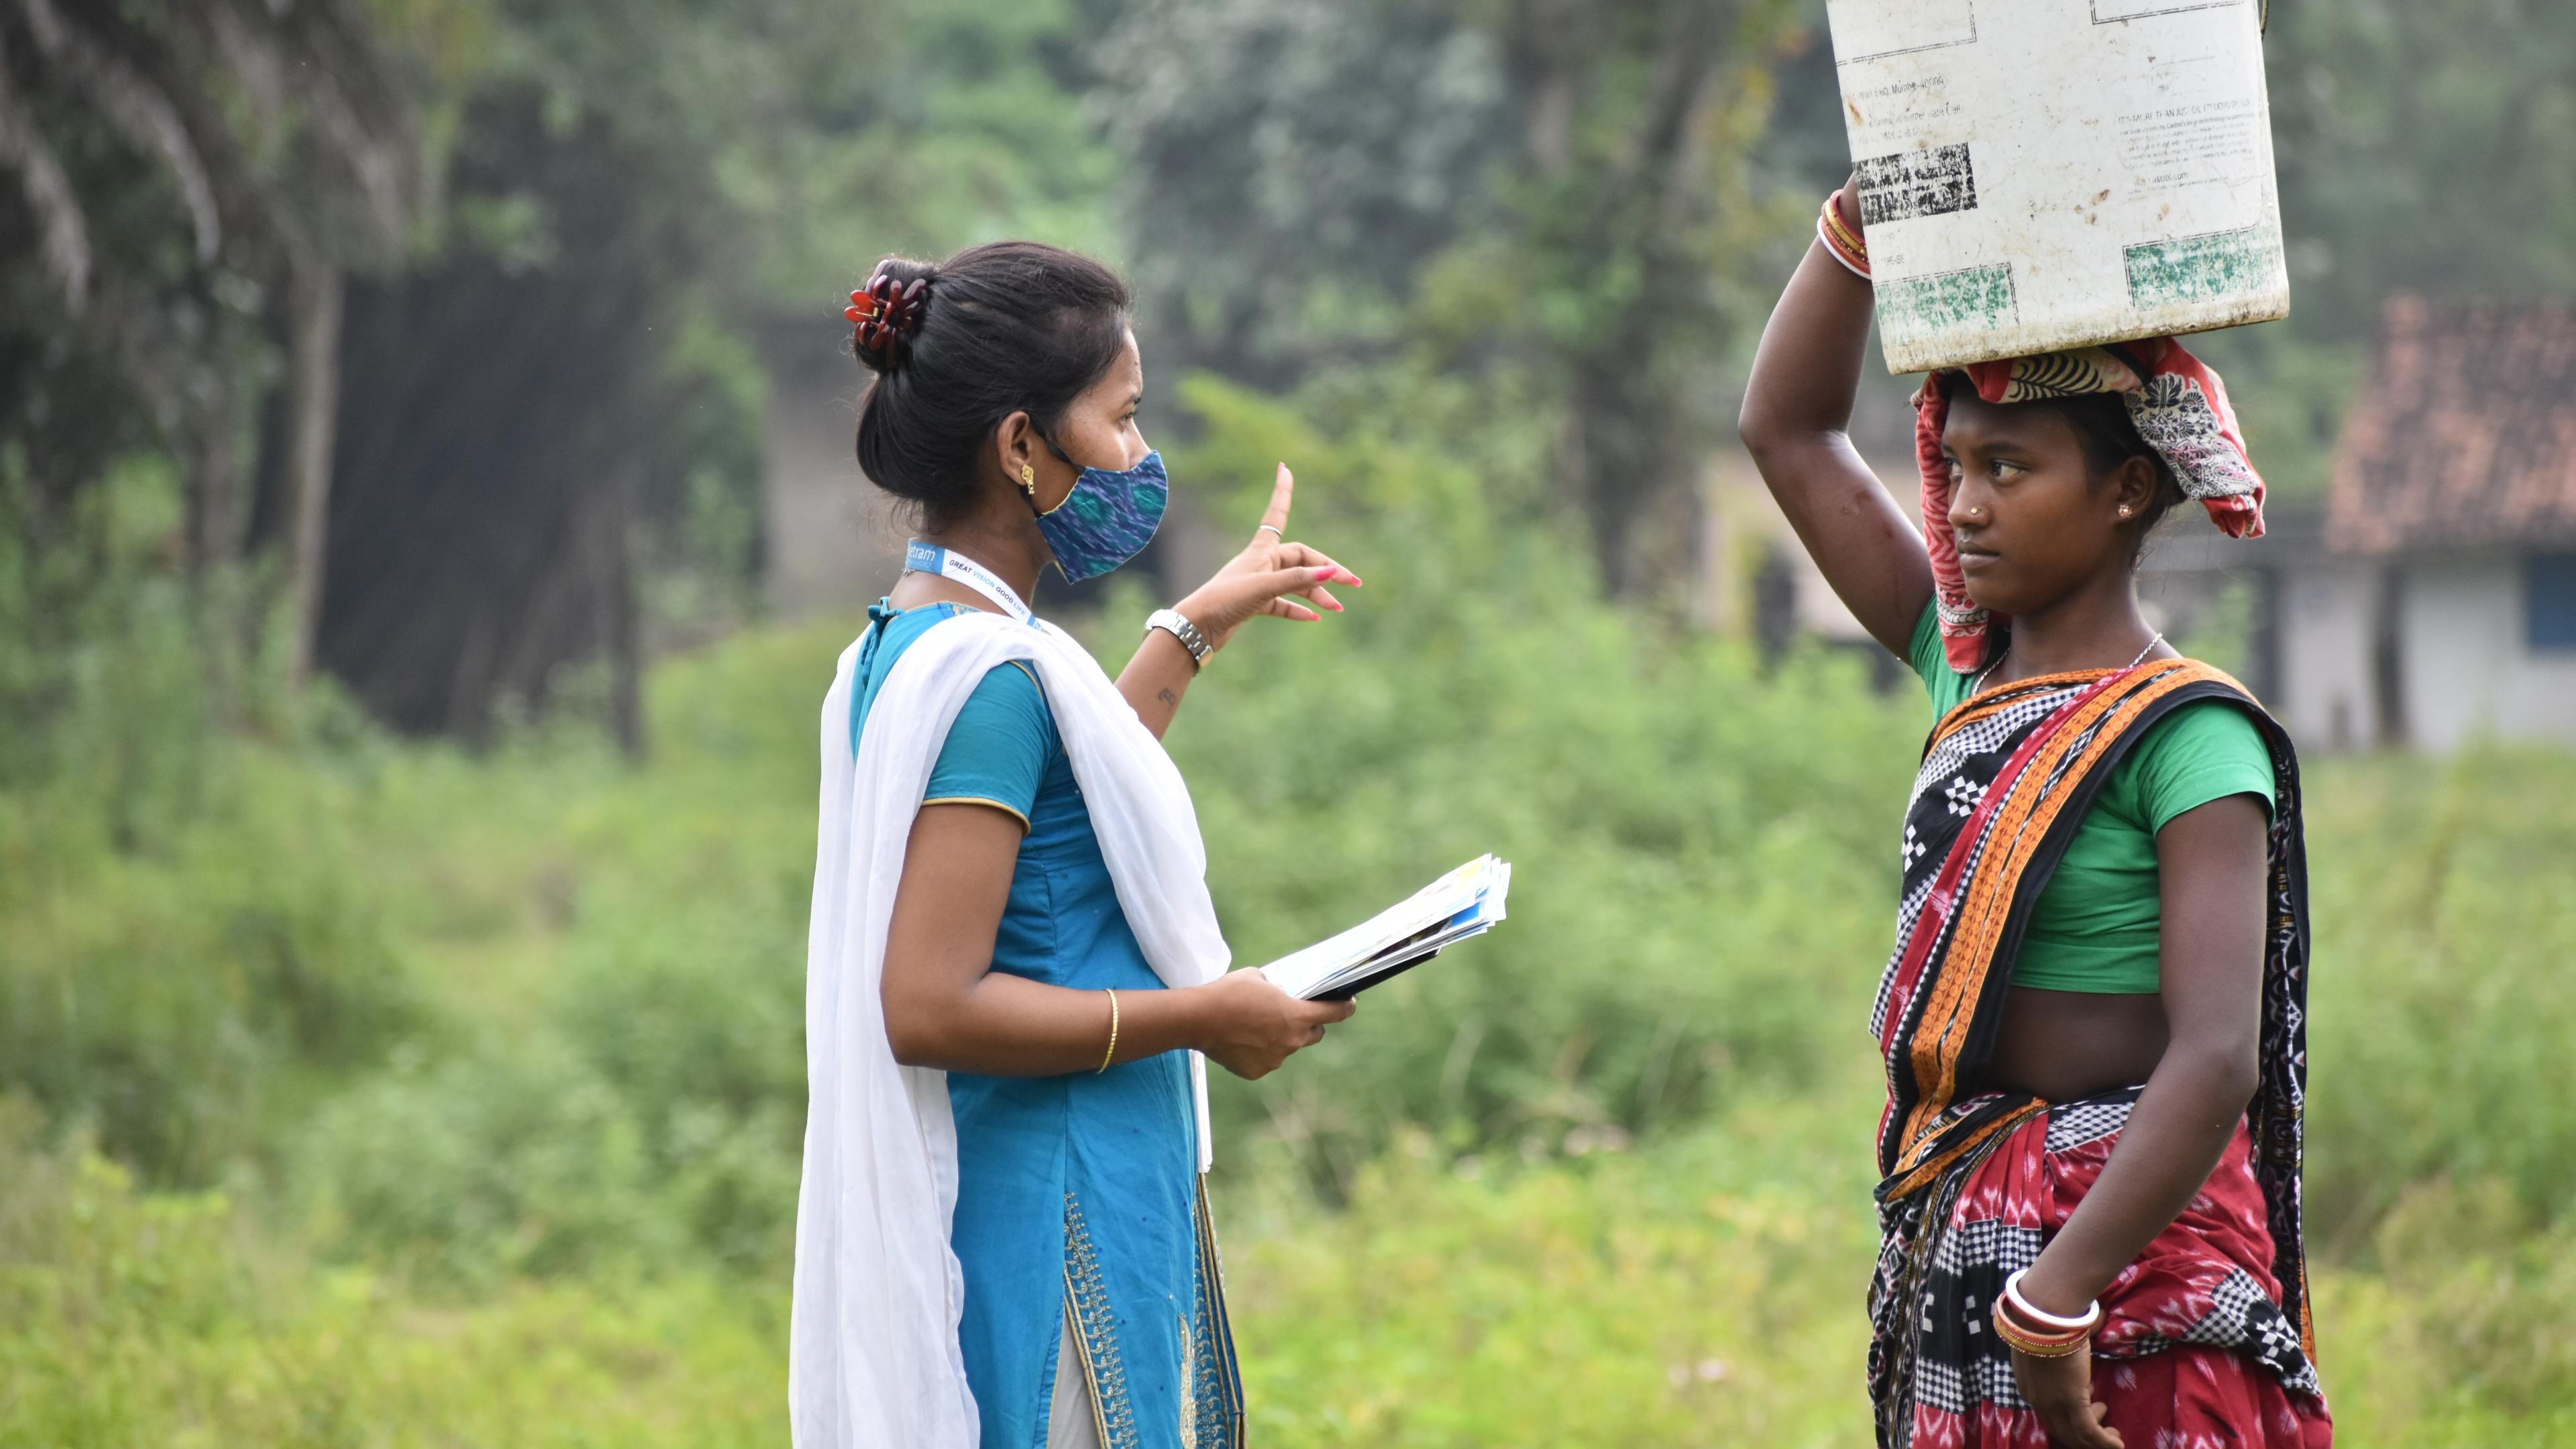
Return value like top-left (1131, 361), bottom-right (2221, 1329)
top-left (0, 1101), bottom-right (784, 1449)
top-left (12, 1075), bottom-right (2576, 1446)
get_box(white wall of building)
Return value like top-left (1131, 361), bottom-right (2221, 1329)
top-left (2398, 554), bottom-right (2576, 751)
top-left (2274, 563), bottom-right (2384, 751)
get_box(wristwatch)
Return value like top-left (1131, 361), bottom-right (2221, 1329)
top-left (1144, 608), bottom-right (1211, 672)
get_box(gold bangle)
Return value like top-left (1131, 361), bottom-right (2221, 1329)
top-left (1096, 988), bottom-right (1120, 1073)
top-left (1990, 1300), bottom-right (2093, 1358)
top-left (1821, 189), bottom-right (1869, 260)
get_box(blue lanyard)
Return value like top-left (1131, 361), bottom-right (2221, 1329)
top-left (905, 540), bottom-right (1034, 626)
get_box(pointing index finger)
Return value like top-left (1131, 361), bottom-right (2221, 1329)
top-left (1256, 462), bottom-right (1294, 539)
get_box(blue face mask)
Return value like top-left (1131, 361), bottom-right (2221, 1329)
top-left (1030, 447), bottom-right (1167, 583)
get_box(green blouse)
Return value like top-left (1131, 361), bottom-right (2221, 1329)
top-left (1905, 605), bottom-right (2275, 994)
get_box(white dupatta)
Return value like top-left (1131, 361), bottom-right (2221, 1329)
top-left (788, 609), bottom-right (1230, 1449)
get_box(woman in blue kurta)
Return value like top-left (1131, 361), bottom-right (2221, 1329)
top-left (792, 241), bottom-right (1362, 1449)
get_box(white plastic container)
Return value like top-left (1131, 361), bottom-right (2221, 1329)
top-left (1823, 0), bottom-right (2288, 374)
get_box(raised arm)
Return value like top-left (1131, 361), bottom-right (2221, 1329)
top-left (1116, 464), bottom-right (1357, 738)
top-left (1737, 179), bottom-right (1934, 658)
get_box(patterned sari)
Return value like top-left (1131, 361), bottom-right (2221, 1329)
top-left (1865, 658), bottom-right (2331, 1448)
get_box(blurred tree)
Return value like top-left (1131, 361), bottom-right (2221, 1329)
top-left (1102, 0), bottom-right (1801, 599)
top-left (325, 93), bottom-right (674, 747)
top-left (321, 0), bottom-right (1131, 747)
top-left (2265, 0), bottom-right (2576, 327)
top-left (2192, 0), bottom-right (2576, 497)
top-left (1491, 0), bottom-right (1800, 598)
top-left (745, 0), bottom-right (1129, 301)
top-left (3, 0), bottom-right (1126, 750)
top-left (315, 0), bottom-right (814, 749)
top-left (0, 0), bottom-right (430, 695)
top-left (1095, 0), bottom-right (1516, 388)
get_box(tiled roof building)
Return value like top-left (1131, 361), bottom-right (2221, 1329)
top-left (2330, 297), bottom-right (2576, 555)
top-left (2267, 295), bottom-right (2576, 749)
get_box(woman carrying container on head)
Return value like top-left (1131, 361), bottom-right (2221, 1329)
top-left (790, 241), bottom-right (1361, 1449)
top-left (1738, 182), bottom-right (2333, 1448)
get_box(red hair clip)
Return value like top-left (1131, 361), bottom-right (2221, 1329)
top-left (846, 268), bottom-right (929, 365)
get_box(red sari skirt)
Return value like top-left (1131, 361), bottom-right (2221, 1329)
top-left (1873, 1088), bottom-right (2332, 1449)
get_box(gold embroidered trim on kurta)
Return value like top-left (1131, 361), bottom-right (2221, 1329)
top-left (919, 796), bottom-right (1033, 829)
top-left (1063, 1192), bottom-right (1140, 1449)
top-left (1187, 1178), bottom-right (1244, 1448)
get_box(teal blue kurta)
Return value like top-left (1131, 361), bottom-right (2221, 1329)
top-left (850, 600), bottom-right (1242, 1449)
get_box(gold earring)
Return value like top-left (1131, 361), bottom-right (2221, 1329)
top-left (2118, 504), bottom-right (2134, 518)
top-left (1020, 462), bottom-right (1036, 494)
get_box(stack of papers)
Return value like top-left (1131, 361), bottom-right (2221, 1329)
top-left (1258, 855), bottom-right (1513, 1002)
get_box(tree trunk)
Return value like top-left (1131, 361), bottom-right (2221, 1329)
top-left (598, 465), bottom-right (643, 757)
top-left (319, 102), bottom-right (659, 745)
top-left (282, 258), bottom-right (343, 688)
top-left (1512, 0), bottom-right (1743, 602)
top-left (1506, 0), bottom-right (1589, 171)
top-left (180, 341), bottom-right (250, 716)
top-left (184, 374), bottom-right (246, 578)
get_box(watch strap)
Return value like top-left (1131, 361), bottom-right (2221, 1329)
top-left (1145, 608), bottom-right (1210, 671)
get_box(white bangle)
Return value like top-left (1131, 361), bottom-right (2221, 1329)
top-left (2002, 1269), bottom-right (2104, 1333)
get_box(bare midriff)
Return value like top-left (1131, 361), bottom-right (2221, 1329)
top-left (1982, 986), bottom-right (2171, 1103)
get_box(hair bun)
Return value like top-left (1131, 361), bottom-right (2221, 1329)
top-left (846, 260), bottom-right (936, 372)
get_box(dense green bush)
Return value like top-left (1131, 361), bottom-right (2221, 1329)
top-left (298, 898), bottom-right (810, 1283)
top-left (292, 630), bottom-right (828, 1283)
top-left (0, 769), bottom-right (419, 1182)
top-left (0, 1097), bottom-right (787, 1448)
top-left (0, 461), bottom-right (420, 1183)
top-left (15, 1079), bottom-right (2576, 1447)
top-left (2298, 748), bottom-right (2576, 1243)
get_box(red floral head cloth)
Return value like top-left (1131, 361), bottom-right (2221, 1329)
top-left (1913, 335), bottom-right (2266, 671)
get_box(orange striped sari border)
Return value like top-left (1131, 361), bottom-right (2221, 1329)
top-left (1886, 1099), bottom-right (2047, 1196)
top-left (1894, 660), bottom-right (2230, 1167)
top-left (1907, 672), bottom-right (2165, 1079)
top-left (1902, 664), bottom-right (2204, 1146)
top-left (1937, 660), bottom-right (2263, 747)
top-left (1930, 666), bottom-right (2127, 745)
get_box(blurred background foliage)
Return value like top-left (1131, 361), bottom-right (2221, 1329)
top-left (7, 0), bottom-right (2576, 1443)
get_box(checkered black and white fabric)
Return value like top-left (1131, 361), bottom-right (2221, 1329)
top-left (1869, 686), bottom-right (2069, 1042)
top-left (1871, 1090), bottom-right (2327, 1446)
top-left (1862, 667), bottom-right (2322, 1448)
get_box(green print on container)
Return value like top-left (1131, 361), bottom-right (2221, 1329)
top-left (2125, 227), bottom-right (2281, 309)
top-left (1880, 264), bottom-right (2017, 347)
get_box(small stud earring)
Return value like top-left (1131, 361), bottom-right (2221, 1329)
top-left (2118, 504), bottom-right (2134, 518)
